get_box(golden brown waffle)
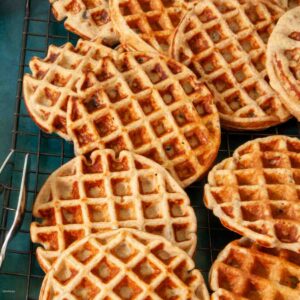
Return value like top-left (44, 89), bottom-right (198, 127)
top-left (66, 50), bottom-right (220, 187)
top-left (39, 229), bottom-right (209, 300)
top-left (205, 135), bottom-right (300, 253)
top-left (109, 0), bottom-right (196, 54)
top-left (50, 0), bottom-right (118, 44)
top-left (171, 0), bottom-right (291, 130)
top-left (210, 238), bottom-right (300, 299)
top-left (267, 7), bottom-right (300, 121)
top-left (30, 149), bottom-right (197, 272)
top-left (23, 39), bottom-right (117, 140)
top-left (274, 0), bottom-right (300, 9)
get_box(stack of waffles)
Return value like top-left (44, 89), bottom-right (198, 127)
top-left (22, 0), bottom-right (300, 299)
top-left (205, 135), bottom-right (300, 298)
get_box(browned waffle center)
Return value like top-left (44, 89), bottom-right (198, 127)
top-left (111, 0), bottom-right (192, 53)
top-left (39, 230), bottom-right (209, 300)
top-left (210, 239), bottom-right (300, 299)
top-left (205, 136), bottom-right (300, 252)
top-left (31, 150), bottom-right (197, 272)
top-left (172, 0), bottom-right (290, 129)
top-left (67, 51), bottom-right (220, 187)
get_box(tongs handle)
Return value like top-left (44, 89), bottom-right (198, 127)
top-left (0, 151), bottom-right (29, 268)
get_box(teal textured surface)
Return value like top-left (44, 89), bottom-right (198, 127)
top-left (0, 0), bottom-right (26, 163)
top-left (0, 1), bottom-right (299, 299)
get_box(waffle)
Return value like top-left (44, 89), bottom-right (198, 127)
top-left (39, 229), bottom-right (209, 300)
top-left (30, 149), bottom-right (197, 272)
top-left (171, 0), bottom-right (291, 130)
top-left (66, 50), bottom-right (220, 187)
top-left (204, 135), bottom-right (300, 252)
top-left (210, 238), bottom-right (300, 299)
top-left (275, 0), bottom-right (300, 9)
top-left (267, 7), bottom-right (300, 121)
top-left (23, 39), bottom-right (118, 140)
top-left (109, 0), bottom-right (197, 55)
top-left (50, 0), bottom-right (118, 44)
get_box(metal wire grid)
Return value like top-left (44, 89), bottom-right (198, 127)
top-left (0, 0), bottom-right (299, 298)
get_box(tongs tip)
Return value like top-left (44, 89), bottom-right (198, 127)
top-left (0, 151), bottom-right (29, 269)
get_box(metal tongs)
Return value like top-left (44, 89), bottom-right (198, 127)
top-left (0, 150), bottom-right (29, 268)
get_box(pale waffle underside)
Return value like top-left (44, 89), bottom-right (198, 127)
top-left (171, 0), bottom-right (291, 130)
top-left (66, 50), bottom-right (220, 187)
top-left (204, 135), bottom-right (300, 252)
top-left (210, 238), bottom-right (300, 299)
top-left (23, 39), bottom-right (118, 140)
top-left (109, 0), bottom-right (193, 54)
top-left (39, 229), bottom-right (209, 300)
top-left (267, 7), bottom-right (300, 121)
top-left (50, 0), bottom-right (118, 44)
top-left (30, 149), bottom-right (197, 272)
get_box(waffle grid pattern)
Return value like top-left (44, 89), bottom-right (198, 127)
top-left (23, 39), bottom-right (117, 139)
top-left (205, 136), bottom-right (300, 252)
top-left (210, 238), bottom-right (300, 299)
top-left (50, 0), bottom-right (118, 43)
top-left (67, 51), bottom-right (220, 187)
top-left (3, 0), bottom-right (300, 299)
top-left (40, 229), bottom-right (209, 300)
top-left (171, 0), bottom-right (290, 130)
top-left (110, 0), bottom-right (192, 54)
top-left (31, 150), bottom-right (197, 272)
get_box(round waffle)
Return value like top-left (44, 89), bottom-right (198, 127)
top-left (66, 50), bottom-right (220, 187)
top-left (23, 39), bottom-right (117, 140)
top-left (171, 0), bottom-right (291, 130)
top-left (210, 238), bottom-right (300, 299)
top-left (204, 135), bottom-right (300, 253)
top-left (109, 0), bottom-right (196, 55)
top-left (267, 7), bottom-right (300, 121)
top-left (49, 0), bottom-right (118, 44)
top-left (30, 149), bottom-right (197, 272)
top-left (39, 229), bottom-right (209, 300)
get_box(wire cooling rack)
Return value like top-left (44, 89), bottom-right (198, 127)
top-left (0, 0), bottom-right (299, 299)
